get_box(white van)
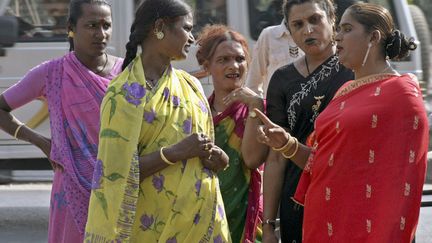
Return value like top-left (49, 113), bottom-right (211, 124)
top-left (0, 0), bottom-right (426, 181)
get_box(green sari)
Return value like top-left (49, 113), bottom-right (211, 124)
top-left (209, 94), bottom-right (263, 243)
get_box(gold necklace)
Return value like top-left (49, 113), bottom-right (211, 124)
top-left (95, 52), bottom-right (108, 74)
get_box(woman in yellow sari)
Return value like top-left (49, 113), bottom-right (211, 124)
top-left (84, 0), bottom-right (231, 242)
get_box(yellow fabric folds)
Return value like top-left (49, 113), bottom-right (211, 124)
top-left (84, 56), bottom-right (231, 243)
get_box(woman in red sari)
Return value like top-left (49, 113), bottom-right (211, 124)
top-left (254, 2), bottom-right (427, 242)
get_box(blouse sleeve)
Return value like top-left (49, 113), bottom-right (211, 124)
top-left (2, 61), bottom-right (48, 110)
top-left (266, 68), bottom-right (289, 128)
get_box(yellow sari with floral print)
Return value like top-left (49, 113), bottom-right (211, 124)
top-left (84, 55), bottom-right (231, 243)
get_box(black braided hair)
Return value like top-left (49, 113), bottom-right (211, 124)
top-left (121, 0), bottom-right (192, 70)
top-left (67, 0), bottom-right (111, 52)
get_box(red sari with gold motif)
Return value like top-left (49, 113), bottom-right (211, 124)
top-left (294, 74), bottom-right (428, 242)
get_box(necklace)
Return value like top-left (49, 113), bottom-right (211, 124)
top-left (95, 52), bottom-right (108, 74)
top-left (304, 56), bottom-right (311, 76)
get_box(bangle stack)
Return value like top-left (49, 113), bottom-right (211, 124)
top-left (13, 123), bottom-right (24, 140)
top-left (160, 146), bottom-right (175, 165)
top-left (272, 134), bottom-right (299, 159)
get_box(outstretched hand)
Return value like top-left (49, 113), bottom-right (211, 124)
top-left (254, 108), bottom-right (290, 149)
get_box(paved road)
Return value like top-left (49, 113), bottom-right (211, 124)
top-left (0, 183), bottom-right (431, 243)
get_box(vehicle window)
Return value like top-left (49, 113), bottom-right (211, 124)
top-left (6, 0), bottom-right (69, 42)
top-left (133, 0), bottom-right (227, 37)
top-left (185, 0), bottom-right (227, 36)
top-left (248, 0), bottom-right (284, 40)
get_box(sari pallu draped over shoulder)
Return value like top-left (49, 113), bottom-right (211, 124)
top-left (85, 55), bottom-right (231, 243)
top-left (209, 95), bottom-right (263, 243)
top-left (294, 74), bottom-right (428, 242)
top-left (45, 52), bottom-right (112, 235)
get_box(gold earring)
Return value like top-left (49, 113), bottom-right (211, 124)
top-left (68, 31), bottom-right (74, 38)
top-left (154, 29), bottom-right (164, 40)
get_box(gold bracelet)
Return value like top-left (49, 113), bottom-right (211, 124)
top-left (13, 124), bottom-right (24, 140)
top-left (282, 137), bottom-right (299, 159)
top-left (272, 133), bottom-right (292, 151)
top-left (160, 146), bottom-right (175, 165)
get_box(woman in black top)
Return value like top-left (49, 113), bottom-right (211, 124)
top-left (262, 1), bottom-right (354, 242)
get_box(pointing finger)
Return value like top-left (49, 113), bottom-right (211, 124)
top-left (253, 108), bottom-right (274, 126)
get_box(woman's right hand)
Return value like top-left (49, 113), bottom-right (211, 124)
top-left (172, 133), bottom-right (214, 160)
top-left (37, 136), bottom-right (63, 172)
top-left (254, 108), bottom-right (291, 149)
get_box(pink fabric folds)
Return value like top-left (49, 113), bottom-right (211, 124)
top-left (45, 52), bottom-right (116, 237)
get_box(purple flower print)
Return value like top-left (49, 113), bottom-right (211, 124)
top-left (182, 118), bottom-right (192, 134)
top-left (163, 87), bottom-right (170, 101)
top-left (152, 174), bottom-right (165, 193)
top-left (144, 109), bottom-right (157, 123)
top-left (193, 213), bottom-right (201, 225)
top-left (213, 235), bottom-right (223, 243)
top-left (203, 167), bottom-right (213, 178)
top-left (217, 205), bottom-right (224, 220)
top-left (198, 100), bottom-right (208, 113)
top-left (166, 237), bottom-right (177, 243)
top-left (172, 95), bottom-right (180, 108)
top-left (140, 214), bottom-right (154, 231)
top-left (91, 159), bottom-right (103, 189)
top-left (195, 179), bottom-right (202, 196)
top-left (122, 82), bottom-right (145, 106)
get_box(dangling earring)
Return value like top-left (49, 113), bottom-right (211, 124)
top-left (68, 31), bottom-right (74, 38)
top-left (154, 29), bottom-right (164, 40)
top-left (362, 42), bottom-right (372, 67)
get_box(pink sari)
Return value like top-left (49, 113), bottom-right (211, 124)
top-left (294, 74), bottom-right (428, 242)
top-left (45, 52), bottom-right (122, 242)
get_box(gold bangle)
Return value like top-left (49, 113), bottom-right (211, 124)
top-left (13, 124), bottom-right (24, 140)
top-left (282, 137), bottom-right (299, 159)
top-left (160, 146), bottom-right (175, 165)
top-left (272, 133), bottom-right (292, 151)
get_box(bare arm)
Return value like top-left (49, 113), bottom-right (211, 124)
top-left (262, 149), bottom-right (286, 241)
top-left (0, 95), bottom-right (57, 168)
top-left (223, 87), bottom-right (269, 169)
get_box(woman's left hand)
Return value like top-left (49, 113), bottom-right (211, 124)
top-left (200, 146), bottom-right (229, 173)
top-left (223, 87), bottom-right (263, 108)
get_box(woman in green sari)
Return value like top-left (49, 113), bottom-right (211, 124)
top-left (196, 25), bottom-right (269, 243)
top-left (85, 1), bottom-right (231, 242)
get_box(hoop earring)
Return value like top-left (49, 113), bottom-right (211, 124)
top-left (362, 42), bottom-right (372, 67)
top-left (154, 29), bottom-right (164, 40)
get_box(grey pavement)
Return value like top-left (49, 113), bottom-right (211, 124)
top-left (0, 183), bottom-right (49, 243)
top-left (0, 183), bottom-right (431, 242)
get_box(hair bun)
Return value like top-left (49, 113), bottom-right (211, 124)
top-left (385, 30), bottom-right (402, 59)
top-left (385, 29), bottom-right (416, 60)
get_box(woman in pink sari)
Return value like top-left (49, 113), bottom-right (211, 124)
top-left (254, 2), bottom-right (427, 242)
top-left (0, 0), bottom-right (122, 242)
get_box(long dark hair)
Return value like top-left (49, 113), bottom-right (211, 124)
top-left (67, 0), bottom-right (111, 51)
top-left (347, 3), bottom-right (416, 60)
top-left (121, 0), bottom-right (192, 70)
